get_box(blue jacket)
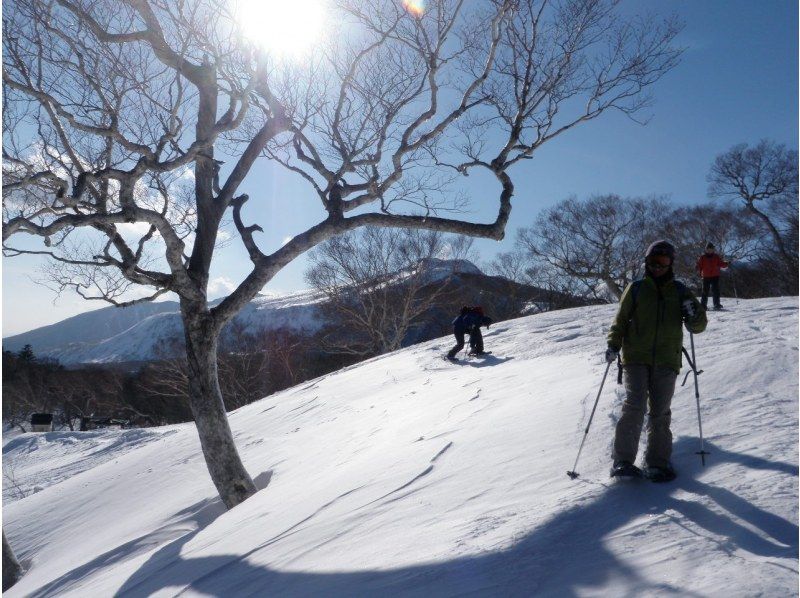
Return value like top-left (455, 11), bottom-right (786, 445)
top-left (453, 312), bottom-right (492, 335)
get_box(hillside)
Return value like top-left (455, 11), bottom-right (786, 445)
top-left (3, 297), bottom-right (798, 597)
top-left (2, 300), bottom-right (180, 357)
top-left (2, 260), bottom-right (570, 366)
top-left (2, 290), bottom-right (326, 365)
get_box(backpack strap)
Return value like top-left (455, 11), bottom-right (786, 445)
top-left (630, 279), bottom-right (643, 311)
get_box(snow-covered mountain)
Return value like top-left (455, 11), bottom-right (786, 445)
top-left (3, 297), bottom-right (797, 596)
top-left (3, 290), bottom-right (327, 365)
top-left (2, 259), bottom-right (487, 365)
top-left (3, 300), bottom-right (180, 356)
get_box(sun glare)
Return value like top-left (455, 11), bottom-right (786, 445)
top-left (236, 0), bottom-right (328, 59)
top-left (402, 0), bottom-right (425, 18)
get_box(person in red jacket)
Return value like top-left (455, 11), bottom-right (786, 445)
top-left (695, 243), bottom-right (729, 310)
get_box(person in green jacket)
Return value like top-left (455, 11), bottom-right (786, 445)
top-left (605, 240), bottom-right (707, 482)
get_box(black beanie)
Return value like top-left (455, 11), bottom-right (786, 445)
top-left (645, 240), bottom-right (675, 261)
top-left (706, 242), bottom-right (715, 250)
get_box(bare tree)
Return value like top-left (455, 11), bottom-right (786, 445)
top-left (708, 140), bottom-right (799, 286)
top-left (488, 248), bottom-right (588, 313)
top-left (3, 0), bottom-right (680, 508)
top-left (2, 348), bottom-right (56, 429)
top-left (258, 328), bottom-right (309, 388)
top-left (3, 458), bottom-right (30, 502)
top-left (486, 249), bottom-right (535, 316)
top-left (3, 529), bottom-right (23, 591)
top-left (137, 325), bottom-right (308, 410)
top-left (306, 227), bottom-right (465, 355)
top-left (516, 195), bottom-right (667, 301)
top-left (659, 203), bottom-right (764, 284)
top-left (55, 366), bottom-right (152, 429)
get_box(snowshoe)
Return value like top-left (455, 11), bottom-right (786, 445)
top-left (610, 461), bottom-right (642, 479)
top-left (468, 350), bottom-right (492, 357)
top-left (444, 355), bottom-right (459, 362)
top-left (644, 465), bottom-right (677, 483)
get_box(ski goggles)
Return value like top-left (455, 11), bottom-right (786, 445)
top-left (646, 255), bottom-right (672, 270)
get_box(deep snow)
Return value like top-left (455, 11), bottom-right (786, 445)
top-left (3, 297), bottom-right (798, 597)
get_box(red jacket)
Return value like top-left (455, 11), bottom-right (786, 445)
top-left (696, 253), bottom-right (729, 278)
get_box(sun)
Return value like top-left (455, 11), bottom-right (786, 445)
top-left (235, 0), bottom-right (329, 59)
top-left (401, 0), bottom-right (425, 18)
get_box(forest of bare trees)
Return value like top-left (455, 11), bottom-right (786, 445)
top-left (708, 139), bottom-right (798, 291)
top-left (491, 159), bottom-right (797, 303)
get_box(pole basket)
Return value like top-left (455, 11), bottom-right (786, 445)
top-left (696, 450), bottom-right (711, 466)
top-left (566, 471), bottom-right (579, 480)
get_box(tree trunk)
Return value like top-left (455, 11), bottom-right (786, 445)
top-left (181, 308), bottom-right (256, 509)
top-left (603, 278), bottom-right (623, 301)
top-left (3, 529), bottom-right (23, 591)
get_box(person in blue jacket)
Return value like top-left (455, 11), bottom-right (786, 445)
top-left (446, 306), bottom-right (492, 360)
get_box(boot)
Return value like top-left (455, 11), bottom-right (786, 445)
top-left (644, 464), bottom-right (676, 483)
top-left (610, 460), bottom-right (642, 478)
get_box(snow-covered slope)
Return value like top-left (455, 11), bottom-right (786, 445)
top-left (3, 290), bottom-right (326, 364)
top-left (3, 297), bottom-right (797, 597)
top-left (2, 301), bottom-right (180, 356)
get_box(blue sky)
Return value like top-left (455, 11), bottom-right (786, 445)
top-left (3, 0), bottom-right (798, 336)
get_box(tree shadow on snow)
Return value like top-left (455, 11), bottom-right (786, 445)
top-left (26, 497), bottom-right (227, 598)
top-left (103, 437), bottom-right (797, 597)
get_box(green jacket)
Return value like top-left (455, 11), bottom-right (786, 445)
top-left (607, 275), bottom-right (707, 372)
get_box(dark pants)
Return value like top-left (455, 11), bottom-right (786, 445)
top-left (469, 328), bottom-right (484, 354)
top-left (612, 364), bottom-right (678, 469)
top-left (701, 276), bottom-right (721, 309)
top-left (447, 327), bottom-right (485, 357)
top-left (447, 330), bottom-right (466, 358)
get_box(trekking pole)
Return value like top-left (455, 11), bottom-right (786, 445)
top-left (681, 331), bottom-right (710, 466)
top-left (567, 360), bottom-right (613, 479)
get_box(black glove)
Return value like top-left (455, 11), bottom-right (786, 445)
top-left (681, 299), bottom-right (697, 320)
top-left (605, 347), bottom-right (619, 364)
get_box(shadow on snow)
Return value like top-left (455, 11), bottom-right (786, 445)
top-left (28, 439), bottom-right (798, 598)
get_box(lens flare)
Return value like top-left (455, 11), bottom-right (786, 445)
top-left (236, 0), bottom-right (328, 58)
top-left (402, 0), bottom-right (425, 18)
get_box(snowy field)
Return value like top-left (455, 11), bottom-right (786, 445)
top-left (3, 297), bottom-right (798, 597)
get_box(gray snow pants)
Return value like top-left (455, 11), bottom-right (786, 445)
top-left (612, 364), bottom-right (678, 469)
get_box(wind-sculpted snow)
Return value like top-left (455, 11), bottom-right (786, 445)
top-left (3, 297), bottom-right (797, 597)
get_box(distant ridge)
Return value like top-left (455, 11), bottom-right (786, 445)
top-left (2, 289), bottom-right (327, 365)
top-left (3, 260), bottom-right (490, 365)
